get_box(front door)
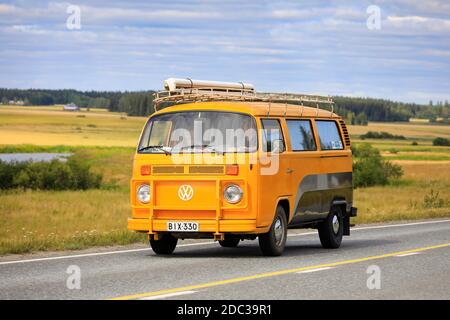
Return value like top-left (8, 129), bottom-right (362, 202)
top-left (258, 118), bottom-right (291, 227)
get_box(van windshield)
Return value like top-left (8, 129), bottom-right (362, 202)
top-left (138, 111), bottom-right (258, 153)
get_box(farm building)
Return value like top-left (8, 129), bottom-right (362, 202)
top-left (63, 103), bottom-right (80, 111)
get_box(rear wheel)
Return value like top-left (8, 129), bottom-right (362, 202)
top-left (259, 205), bottom-right (287, 256)
top-left (150, 234), bottom-right (178, 255)
top-left (318, 206), bottom-right (343, 249)
top-left (219, 239), bottom-right (240, 248)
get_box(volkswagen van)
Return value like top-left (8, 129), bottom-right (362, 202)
top-left (128, 78), bottom-right (357, 256)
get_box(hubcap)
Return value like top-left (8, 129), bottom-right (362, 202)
top-left (274, 217), bottom-right (284, 245)
top-left (332, 215), bottom-right (340, 234)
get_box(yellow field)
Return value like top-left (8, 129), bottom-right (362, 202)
top-left (354, 161), bottom-right (450, 224)
top-left (0, 106), bottom-right (449, 255)
top-left (0, 106), bottom-right (146, 146)
top-left (348, 122), bottom-right (450, 140)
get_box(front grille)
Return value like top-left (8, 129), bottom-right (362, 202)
top-left (152, 166), bottom-right (185, 174)
top-left (189, 166), bottom-right (224, 174)
top-left (151, 165), bottom-right (225, 175)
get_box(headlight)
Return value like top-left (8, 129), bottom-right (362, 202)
top-left (224, 184), bottom-right (243, 204)
top-left (137, 184), bottom-right (150, 204)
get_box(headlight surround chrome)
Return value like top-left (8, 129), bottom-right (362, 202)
top-left (137, 184), bottom-right (150, 204)
top-left (224, 184), bottom-right (243, 204)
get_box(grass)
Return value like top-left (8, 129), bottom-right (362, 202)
top-left (0, 108), bottom-right (449, 255)
top-left (354, 162), bottom-right (450, 224)
top-left (0, 189), bottom-right (146, 255)
top-left (349, 122), bottom-right (450, 161)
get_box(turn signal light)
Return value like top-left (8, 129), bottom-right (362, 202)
top-left (226, 164), bottom-right (239, 176)
top-left (140, 165), bottom-right (151, 176)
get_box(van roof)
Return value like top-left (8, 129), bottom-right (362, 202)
top-left (153, 101), bottom-right (340, 119)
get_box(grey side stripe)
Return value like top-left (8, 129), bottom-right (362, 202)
top-left (293, 172), bottom-right (353, 216)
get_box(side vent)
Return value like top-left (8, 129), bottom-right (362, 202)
top-left (339, 120), bottom-right (351, 147)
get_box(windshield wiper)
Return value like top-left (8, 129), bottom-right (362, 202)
top-left (179, 144), bottom-right (224, 155)
top-left (138, 145), bottom-right (171, 155)
top-left (179, 144), bottom-right (209, 151)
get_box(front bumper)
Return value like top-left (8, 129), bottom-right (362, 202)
top-left (128, 218), bottom-right (258, 234)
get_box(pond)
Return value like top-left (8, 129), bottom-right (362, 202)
top-left (0, 153), bottom-right (73, 163)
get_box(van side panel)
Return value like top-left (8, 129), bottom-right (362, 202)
top-left (287, 118), bottom-right (353, 226)
top-left (290, 172), bottom-right (352, 224)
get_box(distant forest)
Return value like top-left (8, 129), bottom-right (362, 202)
top-left (1, 88), bottom-right (449, 122)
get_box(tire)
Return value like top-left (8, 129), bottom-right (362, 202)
top-left (219, 239), bottom-right (240, 248)
top-left (259, 205), bottom-right (288, 256)
top-left (318, 206), bottom-right (344, 249)
top-left (150, 234), bottom-right (178, 255)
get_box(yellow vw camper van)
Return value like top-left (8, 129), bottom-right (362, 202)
top-left (128, 78), bottom-right (357, 256)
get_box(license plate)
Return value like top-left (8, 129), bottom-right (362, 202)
top-left (167, 221), bottom-right (199, 232)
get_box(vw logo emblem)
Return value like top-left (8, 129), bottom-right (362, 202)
top-left (178, 184), bottom-right (194, 201)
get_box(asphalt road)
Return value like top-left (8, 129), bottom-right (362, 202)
top-left (1, 219), bottom-right (450, 300)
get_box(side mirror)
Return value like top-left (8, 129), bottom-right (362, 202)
top-left (271, 139), bottom-right (285, 153)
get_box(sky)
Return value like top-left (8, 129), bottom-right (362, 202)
top-left (0, 0), bottom-right (449, 104)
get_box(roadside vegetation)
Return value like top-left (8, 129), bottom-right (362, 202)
top-left (352, 143), bottom-right (403, 188)
top-left (0, 157), bottom-right (102, 190)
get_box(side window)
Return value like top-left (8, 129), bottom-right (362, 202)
top-left (261, 119), bottom-right (285, 152)
top-left (316, 120), bottom-right (344, 150)
top-left (286, 120), bottom-right (316, 151)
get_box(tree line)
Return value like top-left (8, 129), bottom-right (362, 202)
top-left (1, 88), bottom-right (449, 121)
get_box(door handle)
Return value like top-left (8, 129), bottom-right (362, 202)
top-left (286, 168), bottom-right (294, 174)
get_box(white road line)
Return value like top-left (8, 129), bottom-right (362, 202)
top-left (349, 219), bottom-right (450, 232)
top-left (1, 219), bottom-right (449, 266)
top-left (0, 242), bottom-right (210, 266)
top-left (394, 252), bottom-right (422, 257)
top-left (138, 290), bottom-right (197, 300)
top-left (297, 267), bottom-right (335, 274)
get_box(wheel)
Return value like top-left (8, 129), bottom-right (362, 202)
top-left (219, 239), bottom-right (240, 248)
top-left (318, 206), bottom-right (344, 249)
top-left (150, 234), bottom-right (178, 255)
top-left (258, 205), bottom-right (288, 256)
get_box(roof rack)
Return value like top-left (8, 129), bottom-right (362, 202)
top-left (153, 78), bottom-right (334, 116)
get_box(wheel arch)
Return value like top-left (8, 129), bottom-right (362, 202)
top-left (330, 197), bottom-right (350, 236)
top-left (277, 198), bottom-right (291, 224)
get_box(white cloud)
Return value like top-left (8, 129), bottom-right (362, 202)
top-left (0, 0), bottom-right (449, 103)
top-left (386, 15), bottom-right (450, 33)
top-left (0, 4), bottom-right (17, 14)
top-left (80, 5), bottom-right (222, 21)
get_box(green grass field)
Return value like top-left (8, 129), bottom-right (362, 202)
top-left (0, 106), bottom-right (449, 255)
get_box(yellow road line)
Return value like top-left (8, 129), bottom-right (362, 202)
top-left (111, 242), bottom-right (450, 300)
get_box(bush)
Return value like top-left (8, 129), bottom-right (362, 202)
top-left (352, 143), bottom-right (403, 188)
top-left (432, 137), bottom-right (450, 146)
top-left (0, 157), bottom-right (102, 190)
top-left (360, 131), bottom-right (406, 140)
top-left (411, 141), bottom-right (418, 146)
top-left (388, 148), bottom-right (399, 154)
